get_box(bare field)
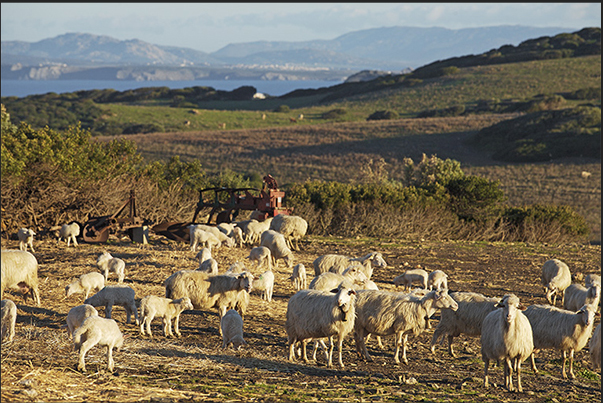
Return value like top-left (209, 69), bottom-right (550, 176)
top-left (1, 234), bottom-right (600, 402)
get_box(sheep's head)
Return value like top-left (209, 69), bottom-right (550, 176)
top-left (332, 286), bottom-right (356, 321)
top-left (577, 304), bottom-right (599, 327)
top-left (238, 272), bottom-right (254, 293)
top-left (496, 294), bottom-right (524, 325)
top-left (433, 290), bottom-right (458, 311)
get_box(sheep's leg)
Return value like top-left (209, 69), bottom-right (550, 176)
top-left (174, 314), bottom-right (181, 337)
top-left (483, 358), bottom-right (490, 388)
top-left (105, 303), bottom-right (113, 319)
top-left (327, 337), bottom-right (334, 368)
top-left (78, 334), bottom-right (100, 372)
top-left (504, 357), bottom-right (514, 392)
top-left (302, 339), bottom-right (310, 363)
top-left (164, 317), bottom-right (173, 337)
top-left (530, 352), bottom-right (538, 373)
top-left (567, 350), bottom-right (576, 379)
top-left (106, 346), bottom-right (115, 372)
top-left (400, 333), bottom-right (409, 365)
top-left (516, 358), bottom-right (523, 393)
top-left (288, 339), bottom-right (296, 361)
top-left (337, 335), bottom-right (345, 368)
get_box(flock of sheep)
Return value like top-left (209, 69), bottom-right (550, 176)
top-left (1, 213), bottom-right (601, 394)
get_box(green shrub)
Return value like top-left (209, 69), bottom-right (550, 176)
top-left (501, 204), bottom-right (589, 242)
top-left (274, 105), bottom-right (291, 113)
top-left (321, 108), bottom-right (347, 120)
top-left (366, 110), bottom-right (399, 121)
top-left (122, 123), bottom-right (165, 134)
top-left (446, 176), bottom-right (506, 221)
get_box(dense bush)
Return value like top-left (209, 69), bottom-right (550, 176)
top-left (273, 105), bottom-right (291, 113)
top-left (321, 108), bottom-right (347, 120)
top-left (366, 110), bottom-right (399, 121)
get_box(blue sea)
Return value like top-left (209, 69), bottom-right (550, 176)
top-left (0, 79), bottom-right (342, 98)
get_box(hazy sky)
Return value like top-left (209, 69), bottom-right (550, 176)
top-left (1, 3), bottom-right (600, 53)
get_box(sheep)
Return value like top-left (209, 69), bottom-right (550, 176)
top-left (164, 270), bottom-right (254, 334)
top-left (286, 285), bottom-right (357, 368)
top-left (1, 299), bottom-right (17, 343)
top-left (289, 263), bottom-right (307, 291)
top-left (245, 218), bottom-right (273, 245)
top-left (84, 285), bottom-right (139, 325)
top-left (193, 224), bottom-right (235, 248)
top-left (139, 295), bottom-right (194, 338)
top-left (427, 269), bottom-right (448, 291)
top-left (524, 303), bottom-right (597, 379)
top-left (252, 269), bottom-right (275, 302)
top-left (481, 294), bottom-right (533, 393)
top-left (541, 258), bottom-right (571, 306)
top-left (58, 222), bottom-right (80, 247)
top-left (17, 228), bottom-right (36, 253)
top-left (73, 315), bottom-right (124, 372)
top-left (585, 273), bottom-right (601, 288)
top-left (189, 225), bottom-right (221, 252)
top-left (218, 223), bottom-right (245, 247)
top-left (260, 230), bottom-right (294, 268)
top-left (430, 291), bottom-right (500, 357)
top-left (393, 268), bottom-right (428, 291)
top-left (246, 246), bottom-right (272, 270)
top-left (309, 265), bottom-right (368, 291)
top-left (65, 272), bottom-right (105, 300)
top-left (225, 262), bottom-right (247, 275)
top-left (590, 323), bottom-right (601, 370)
top-left (65, 304), bottom-right (99, 336)
top-left (354, 289), bottom-right (458, 364)
top-left (563, 283), bottom-right (601, 312)
top-left (269, 214), bottom-right (308, 251)
top-left (221, 309), bottom-right (247, 349)
top-left (1, 249), bottom-right (41, 306)
top-left (96, 252), bottom-right (125, 283)
top-left (195, 247), bottom-right (212, 264)
top-left (313, 252), bottom-right (387, 279)
top-left (197, 258), bottom-right (219, 275)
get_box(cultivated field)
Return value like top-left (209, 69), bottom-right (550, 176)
top-left (1, 233), bottom-right (600, 402)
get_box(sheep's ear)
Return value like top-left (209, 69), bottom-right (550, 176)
top-left (330, 288), bottom-right (339, 294)
top-left (518, 304), bottom-right (526, 311)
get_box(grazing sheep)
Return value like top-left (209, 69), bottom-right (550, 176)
top-left (590, 323), bottom-right (601, 369)
top-left (58, 222), bottom-right (80, 247)
top-left (231, 226), bottom-right (245, 248)
top-left (1, 299), bottom-right (17, 343)
top-left (541, 259), bottom-right (572, 306)
top-left (247, 246), bottom-right (272, 270)
top-left (189, 225), bottom-right (221, 252)
top-left (313, 252), bottom-right (387, 280)
top-left (84, 285), bottom-right (139, 325)
top-left (197, 258), bottom-right (219, 275)
top-left (289, 263), bottom-right (307, 291)
top-left (524, 303), bottom-right (597, 379)
top-left (585, 273), bottom-right (601, 288)
top-left (286, 285), bottom-right (357, 368)
top-left (73, 316), bottom-right (124, 372)
top-left (252, 269), bottom-right (275, 302)
top-left (430, 291), bottom-right (499, 357)
top-left (195, 248), bottom-right (212, 264)
top-left (96, 252), bottom-right (126, 283)
top-left (269, 214), bottom-right (308, 251)
top-left (164, 270), bottom-right (254, 334)
top-left (17, 228), bottom-right (36, 253)
top-left (65, 304), bottom-right (99, 336)
top-left (427, 270), bottom-right (448, 291)
top-left (244, 218), bottom-right (273, 245)
top-left (354, 289), bottom-right (458, 364)
top-left (393, 268), bottom-right (428, 291)
top-left (309, 265), bottom-right (368, 291)
top-left (1, 249), bottom-right (41, 306)
top-left (139, 296), bottom-right (194, 338)
top-left (481, 294), bottom-right (533, 393)
top-left (221, 309), bottom-right (247, 349)
top-left (563, 283), bottom-right (601, 312)
top-left (193, 224), bottom-right (235, 247)
top-left (260, 230), bottom-right (294, 268)
top-left (65, 272), bottom-right (105, 300)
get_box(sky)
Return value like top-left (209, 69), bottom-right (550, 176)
top-left (1, 3), bottom-right (601, 53)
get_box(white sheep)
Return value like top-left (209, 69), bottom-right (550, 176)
top-left (585, 273), bottom-right (601, 288)
top-left (96, 252), bottom-right (125, 283)
top-left (247, 246), bottom-right (272, 270)
top-left (84, 285), bottom-right (139, 325)
top-left (289, 263), bottom-right (307, 291)
top-left (286, 285), bottom-right (357, 368)
top-left (193, 224), bottom-right (235, 247)
top-left (1, 249), bottom-right (41, 306)
top-left (269, 214), bottom-right (308, 251)
top-left (17, 228), bottom-right (36, 253)
top-left (225, 262), bottom-right (247, 275)
top-left (197, 258), bottom-right (219, 275)
top-left (393, 268), bottom-right (428, 291)
top-left (541, 258), bottom-right (572, 306)
top-left (244, 217), bottom-right (273, 246)
top-left (139, 295), bottom-right (194, 338)
top-left (65, 304), bottom-right (99, 336)
top-left (430, 291), bottom-right (499, 357)
top-left (563, 283), bottom-right (601, 312)
top-left (221, 309), bottom-right (247, 349)
top-left (427, 269), bottom-right (448, 291)
top-left (195, 247), bottom-right (212, 264)
top-left (481, 294), bottom-right (533, 393)
top-left (1, 299), bottom-right (17, 343)
top-left (189, 225), bottom-right (221, 252)
top-left (232, 226), bottom-right (245, 248)
top-left (313, 252), bottom-right (387, 280)
top-left (354, 289), bottom-right (458, 364)
top-left (590, 323), bottom-right (601, 370)
top-left (309, 265), bottom-right (368, 291)
top-left (524, 303), bottom-right (597, 379)
top-left (73, 315), bottom-right (124, 372)
top-left (252, 269), bottom-right (275, 302)
top-left (260, 230), bottom-right (294, 268)
top-left (57, 222), bottom-right (80, 247)
top-left (65, 272), bottom-right (105, 300)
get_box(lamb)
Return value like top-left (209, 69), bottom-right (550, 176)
top-left (65, 304), bottom-right (98, 336)
top-left (1, 299), bottom-right (17, 343)
top-left (354, 289), bottom-right (458, 364)
top-left (252, 269), bottom-right (275, 302)
top-left (393, 268), bottom-right (428, 291)
top-left (289, 263), bottom-right (307, 291)
top-left (17, 228), bottom-right (36, 253)
top-left (563, 282), bottom-right (600, 312)
top-left (286, 285), bottom-right (357, 368)
top-left (218, 223), bottom-right (245, 247)
top-left (84, 285), bottom-right (139, 325)
top-left (192, 224), bottom-right (235, 247)
top-left (73, 315), bottom-right (124, 372)
top-left (57, 222), bottom-right (80, 247)
top-left (221, 309), bottom-right (247, 349)
top-left (65, 272), bottom-right (105, 300)
top-left (195, 248), bottom-right (212, 265)
top-left (541, 258), bottom-right (572, 306)
top-left (246, 246), bottom-right (272, 270)
top-left (481, 294), bottom-right (533, 393)
top-left (139, 295), bottom-right (194, 338)
top-left (590, 323), bottom-right (601, 369)
top-left (1, 249), bottom-right (41, 306)
top-left (260, 230), bottom-right (294, 268)
top-left (430, 291), bottom-right (499, 357)
top-left (96, 252), bottom-right (126, 283)
top-left (309, 265), bottom-right (368, 291)
top-left (313, 252), bottom-right (387, 280)
top-left (524, 303), bottom-right (597, 379)
top-left (269, 214), bottom-right (308, 251)
top-left (189, 225), bottom-right (221, 251)
top-left (427, 269), bottom-right (448, 291)
top-left (244, 217), bottom-right (273, 245)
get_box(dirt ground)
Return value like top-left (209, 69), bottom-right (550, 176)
top-left (1, 233), bottom-right (601, 402)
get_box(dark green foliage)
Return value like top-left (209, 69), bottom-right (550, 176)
top-left (446, 176), bottom-right (506, 221)
top-left (564, 87), bottom-right (601, 100)
top-left (366, 110), bottom-right (399, 121)
top-left (417, 105), bottom-right (466, 118)
top-left (501, 204), bottom-right (589, 240)
top-left (273, 105), bottom-right (291, 113)
top-left (122, 123), bottom-right (166, 135)
top-left (321, 108), bottom-right (347, 120)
